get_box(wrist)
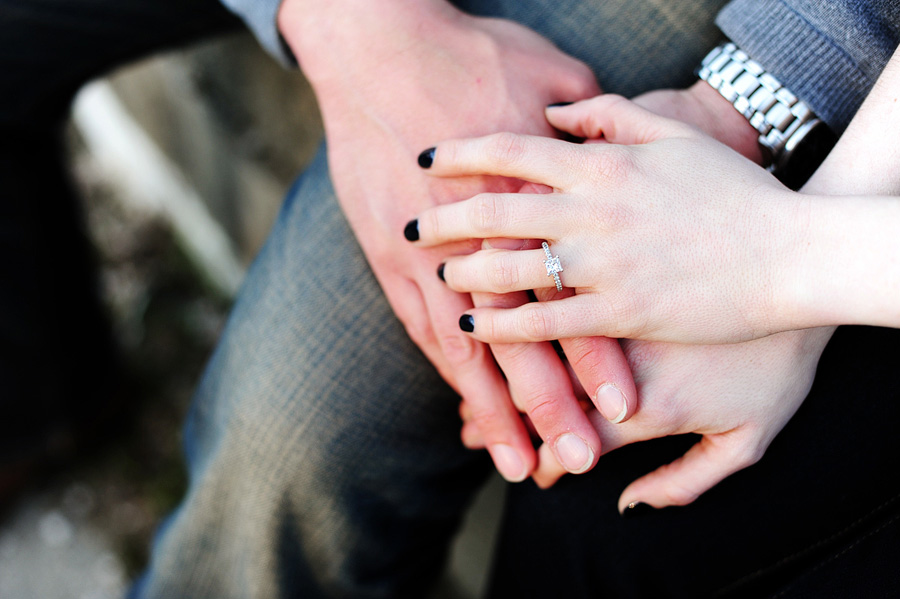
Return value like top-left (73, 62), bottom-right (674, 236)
top-left (791, 195), bottom-right (900, 329)
top-left (684, 80), bottom-right (762, 163)
top-left (278, 0), bottom-right (457, 79)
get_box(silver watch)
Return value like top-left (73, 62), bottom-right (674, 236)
top-left (698, 42), bottom-right (836, 187)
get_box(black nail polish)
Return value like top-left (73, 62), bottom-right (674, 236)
top-left (621, 502), bottom-right (655, 519)
top-left (418, 147), bottom-right (435, 169)
top-left (560, 133), bottom-right (587, 145)
top-left (547, 101), bottom-right (574, 108)
top-left (404, 219), bottom-right (419, 242)
top-left (437, 263), bottom-right (446, 282)
top-left (459, 314), bottom-right (475, 333)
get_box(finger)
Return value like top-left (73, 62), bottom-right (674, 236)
top-left (617, 432), bottom-right (765, 513)
top-left (545, 94), bottom-right (696, 145)
top-left (529, 284), bottom-right (638, 424)
top-left (460, 419), bottom-right (485, 449)
top-left (530, 403), bottom-right (645, 489)
top-left (418, 272), bottom-right (536, 482)
top-left (559, 335), bottom-right (637, 424)
top-left (459, 293), bottom-right (638, 344)
top-left (476, 289), bottom-right (601, 476)
top-left (380, 274), bottom-right (457, 390)
top-left (532, 442), bottom-right (568, 489)
top-left (412, 192), bottom-right (571, 247)
top-left (419, 132), bottom-right (582, 189)
top-left (442, 248), bottom-right (579, 294)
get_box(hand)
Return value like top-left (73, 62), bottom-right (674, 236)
top-left (631, 81), bottom-right (762, 164)
top-left (412, 94), bottom-right (804, 345)
top-left (530, 328), bottom-right (833, 509)
top-left (278, 0), bottom-right (634, 480)
top-left (444, 84), bottom-right (771, 482)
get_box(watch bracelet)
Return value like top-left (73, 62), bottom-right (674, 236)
top-left (697, 42), bottom-right (820, 171)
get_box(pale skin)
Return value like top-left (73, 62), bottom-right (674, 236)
top-left (415, 48), bottom-right (900, 343)
top-left (413, 47), bottom-right (900, 507)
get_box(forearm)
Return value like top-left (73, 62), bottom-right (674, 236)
top-left (788, 196), bottom-right (900, 329)
top-left (804, 47), bottom-right (900, 197)
top-left (784, 48), bottom-right (900, 330)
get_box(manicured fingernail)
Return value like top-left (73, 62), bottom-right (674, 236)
top-left (555, 433), bottom-right (593, 474)
top-left (404, 219), bottom-right (419, 242)
top-left (459, 314), bottom-right (474, 333)
top-left (596, 383), bottom-right (627, 424)
top-left (418, 147), bottom-right (435, 169)
top-left (491, 444), bottom-right (527, 482)
top-left (621, 501), bottom-right (655, 519)
top-left (437, 263), bottom-right (446, 282)
top-left (547, 101), bottom-right (574, 108)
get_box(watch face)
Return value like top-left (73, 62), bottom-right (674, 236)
top-left (778, 122), bottom-right (838, 190)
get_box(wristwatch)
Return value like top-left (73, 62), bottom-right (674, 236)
top-left (697, 42), bottom-right (837, 188)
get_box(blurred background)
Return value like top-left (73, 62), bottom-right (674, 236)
top-left (0, 30), bottom-right (501, 599)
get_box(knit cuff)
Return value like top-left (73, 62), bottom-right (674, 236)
top-left (716, 0), bottom-right (871, 133)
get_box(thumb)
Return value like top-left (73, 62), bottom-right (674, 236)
top-left (617, 431), bottom-right (764, 513)
top-left (545, 94), bottom-right (693, 146)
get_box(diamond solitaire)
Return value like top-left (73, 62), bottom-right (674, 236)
top-left (541, 242), bottom-right (563, 292)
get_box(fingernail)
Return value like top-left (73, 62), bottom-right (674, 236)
top-left (403, 219), bottom-right (419, 242)
top-left (547, 101), bottom-right (574, 108)
top-left (621, 501), bottom-right (655, 519)
top-left (596, 383), bottom-right (628, 424)
top-left (418, 147), bottom-right (435, 169)
top-left (437, 263), bottom-right (445, 282)
top-left (491, 444), bottom-right (527, 482)
top-left (555, 433), bottom-right (594, 474)
top-left (459, 314), bottom-right (474, 333)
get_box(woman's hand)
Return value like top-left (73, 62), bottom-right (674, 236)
top-left (410, 95), bottom-right (808, 345)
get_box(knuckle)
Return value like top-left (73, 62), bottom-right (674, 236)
top-left (440, 332), bottom-right (479, 366)
top-left (661, 478), bottom-right (700, 506)
top-left (484, 132), bottom-right (528, 168)
top-left (469, 194), bottom-right (507, 236)
top-left (521, 391), bottom-right (559, 428)
top-left (573, 66), bottom-right (598, 96)
top-left (519, 305), bottom-right (554, 341)
top-left (424, 209), bottom-right (442, 243)
top-left (729, 441), bottom-right (766, 470)
top-left (489, 252), bottom-right (521, 291)
top-left (591, 144), bottom-right (636, 184)
top-left (467, 403), bottom-right (507, 436)
top-left (639, 402), bottom-right (683, 432)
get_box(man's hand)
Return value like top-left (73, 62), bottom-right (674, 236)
top-left (529, 329), bottom-right (833, 509)
top-left (632, 80), bottom-right (762, 164)
top-left (277, 0), bottom-right (633, 480)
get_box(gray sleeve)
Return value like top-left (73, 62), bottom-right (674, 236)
top-left (220, 0), bottom-right (296, 66)
top-left (716, 0), bottom-right (900, 133)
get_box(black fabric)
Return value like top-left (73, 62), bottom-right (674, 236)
top-left (490, 325), bottom-right (900, 598)
top-left (0, 0), bottom-right (241, 462)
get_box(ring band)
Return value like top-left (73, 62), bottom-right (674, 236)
top-left (542, 242), bottom-right (563, 292)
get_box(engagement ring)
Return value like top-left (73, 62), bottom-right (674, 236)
top-left (542, 242), bottom-right (563, 292)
